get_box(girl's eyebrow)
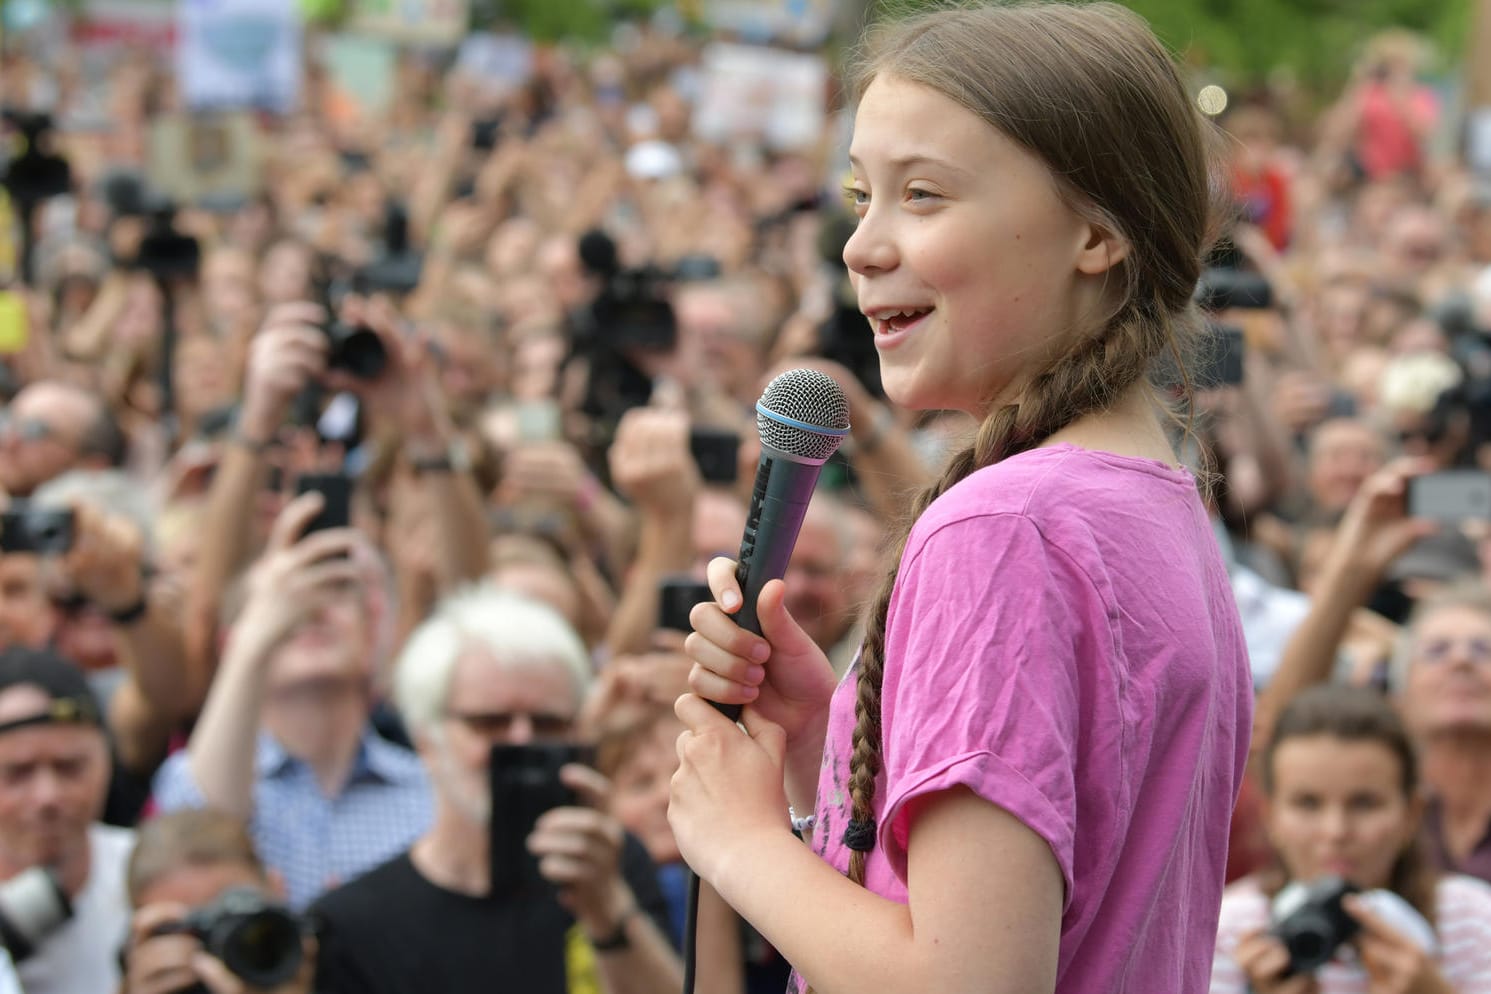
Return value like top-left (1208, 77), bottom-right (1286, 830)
top-left (848, 151), bottom-right (974, 179)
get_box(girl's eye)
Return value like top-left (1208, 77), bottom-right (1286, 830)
top-left (907, 188), bottom-right (938, 203)
top-left (842, 186), bottom-right (869, 209)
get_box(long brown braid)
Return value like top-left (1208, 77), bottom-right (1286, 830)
top-left (835, 1), bottom-right (1223, 896)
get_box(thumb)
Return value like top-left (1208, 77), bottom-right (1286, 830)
top-left (740, 706), bottom-right (787, 766)
top-left (190, 952), bottom-right (246, 994)
top-left (756, 579), bottom-right (817, 657)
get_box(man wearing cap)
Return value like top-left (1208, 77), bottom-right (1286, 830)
top-left (0, 645), bottom-right (132, 993)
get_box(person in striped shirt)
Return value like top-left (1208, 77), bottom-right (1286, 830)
top-left (1212, 685), bottom-right (1491, 994)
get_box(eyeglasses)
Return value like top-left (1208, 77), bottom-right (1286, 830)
top-left (1416, 637), bottom-right (1491, 665)
top-left (1397, 422), bottom-right (1448, 446)
top-left (0, 413), bottom-right (57, 444)
top-left (445, 710), bottom-right (574, 740)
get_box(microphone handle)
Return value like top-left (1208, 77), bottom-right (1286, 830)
top-left (715, 452), bottom-right (821, 721)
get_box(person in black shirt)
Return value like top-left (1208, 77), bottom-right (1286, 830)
top-left (311, 587), bottom-right (682, 994)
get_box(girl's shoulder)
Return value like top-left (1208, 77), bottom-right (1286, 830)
top-left (912, 443), bottom-right (1203, 551)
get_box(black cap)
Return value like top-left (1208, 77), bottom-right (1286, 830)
top-left (0, 647), bottom-right (102, 736)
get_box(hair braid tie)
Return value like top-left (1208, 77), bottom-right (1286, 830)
top-left (842, 818), bottom-right (877, 852)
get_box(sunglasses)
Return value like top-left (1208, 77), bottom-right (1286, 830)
top-left (445, 710), bottom-right (574, 741)
top-left (0, 413), bottom-right (58, 443)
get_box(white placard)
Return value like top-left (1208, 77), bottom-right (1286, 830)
top-left (693, 42), bottom-right (828, 153)
top-left (177, 0), bottom-right (301, 115)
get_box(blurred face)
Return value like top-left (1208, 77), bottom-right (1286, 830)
top-left (844, 75), bottom-right (1096, 416)
top-left (258, 241), bottom-right (314, 306)
top-left (133, 861), bottom-right (269, 911)
top-left (0, 686), bottom-right (109, 874)
top-left (0, 384), bottom-right (89, 497)
top-left (784, 515), bottom-right (851, 651)
top-left (1401, 604), bottom-right (1491, 737)
top-left (1307, 420), bottom-right (1386, 513)
top-left (265, 580), bottom-right (372, 699)
top-left (1265, 735), bottom-right (1417, 891)
top-left (610, 717), bottom-right (683, 865)
top-left (691, 491), bottom-right (747, 578)
top-left (0, 556), bottom-right (59, 650)
top-left (424, 652), bottom-right (581, 824)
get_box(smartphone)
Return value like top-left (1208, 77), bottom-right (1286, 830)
top-left (1194, 323), bottom-right (1246, 389)
top-left (488, 743), bottom-right (594, 895)
top-left (658, 577), bottom-right (712, 632)
top-left (0, 291), bottom-right (28, 354)
top-left (293, 472), bottom-right (353, 535)
top-left (0, 505), bottom-right (75, 555)
top-left (689, 427), bottom-right (741, 485)
top-left (1406, 471), bottom-right (1491, 523)
top-left (514, 399), bottom-right (562, 443)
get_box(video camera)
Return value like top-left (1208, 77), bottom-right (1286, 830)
top-left (0, 110), bottom-right (71, 206)
top-left (567, 229), bottom-right (681, 439)
top-left (148, 887), bottom-right (308, 988)
top-left (99, 171), bottom-right (201, 281)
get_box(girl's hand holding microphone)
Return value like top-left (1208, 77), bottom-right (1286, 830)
top-left (669, 558), bottom-right (838, 879)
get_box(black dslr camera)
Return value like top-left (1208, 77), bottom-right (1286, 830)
top-left (152, 887), bottom-right (307, 988)
top-left (1270, 876), bottom-right (1361, 976)
top-left (0, 504), bottom-right (75, 555)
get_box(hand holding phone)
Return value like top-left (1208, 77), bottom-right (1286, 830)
top-left (1405, 471), bottom-right (1491, 524)
top-left (293, 472), bottom-right (352, 536)
top-left (488, 743), bottom-right (594, 895)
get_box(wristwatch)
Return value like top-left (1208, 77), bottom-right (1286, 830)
top-left (587, 906), bottom-right (637, 952)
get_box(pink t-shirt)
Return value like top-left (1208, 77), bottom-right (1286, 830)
top-left (791, 444), bottom-right (1252, 992)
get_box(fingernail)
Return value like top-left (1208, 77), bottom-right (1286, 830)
top-left (745, 664), bottom-right (766, 683)
top-left (751, 642), bottom-right (770, 662)
top-left (721, 590), bottom-right (741, 610)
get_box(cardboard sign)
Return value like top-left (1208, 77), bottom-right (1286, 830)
top-left (350, 0), bottom-right (469, 48)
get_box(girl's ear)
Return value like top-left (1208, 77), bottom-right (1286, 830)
top-left (1075, 222), bottom-right (1131, 277)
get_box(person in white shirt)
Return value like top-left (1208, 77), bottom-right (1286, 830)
top-left (0, 646), bottom-right (132, 994)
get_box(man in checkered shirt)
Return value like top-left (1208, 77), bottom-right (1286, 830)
top-left (151, 494), bottom-right (432, 909)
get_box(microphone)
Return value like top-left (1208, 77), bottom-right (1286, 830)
top-left (716, 368), bottom-right (851, 720)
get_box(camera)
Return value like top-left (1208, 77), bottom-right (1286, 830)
top-left (489, 743), bottom-right (593, 895)
top-left (153, 887), bottom-right (306, 988)
top-left (1270, 876), bottom-right (1361, 976)
top-left (1196, 267), bottom-right (1274, 312)
top-left (0, 504), bottom-right (75, 555)
top-left (0, 867), bottom-right (72, 961)
top-left (321, 317), bottom-right (388, 380)
top-left (1, 110), bottom-right (71, 205)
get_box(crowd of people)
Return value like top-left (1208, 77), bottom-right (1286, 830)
top-left (0, 2), bottom-right (1489, 991)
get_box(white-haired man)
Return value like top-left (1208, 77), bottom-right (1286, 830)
top-left (311, 586), bottom-right (682, 994)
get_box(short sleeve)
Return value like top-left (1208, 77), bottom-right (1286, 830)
top-left (876, 512), bottom-right (1113, 903)
top-left (149, 750), bottom-right (208, 812)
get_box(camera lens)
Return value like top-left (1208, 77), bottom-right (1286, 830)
top-left (327, 322), bottom-right (388, 380)
top-left (215, 909), bottom-right (303, 987)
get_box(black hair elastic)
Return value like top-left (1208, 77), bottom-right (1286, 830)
top-left (842, 818), bottom-right (877, 852)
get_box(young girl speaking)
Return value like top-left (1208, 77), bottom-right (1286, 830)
top-left (668, 4), bottom-right (1253, 991)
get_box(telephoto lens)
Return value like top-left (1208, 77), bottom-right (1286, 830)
top-left (324, 320), bottom-right (388, 381)
top-left (179, 888), bottom-right (306, 987)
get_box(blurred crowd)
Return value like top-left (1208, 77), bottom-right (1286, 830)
top-left (1, 8), bottom-right (1491, 994)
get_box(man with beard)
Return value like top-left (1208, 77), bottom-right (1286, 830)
top-left (311, 586), bottom-right (681, 994)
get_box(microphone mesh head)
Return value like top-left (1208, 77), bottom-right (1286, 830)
top-left (756, 369), bottom-right (851, 461)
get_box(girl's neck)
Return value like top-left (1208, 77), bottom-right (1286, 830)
top-left (1040, 385), bottom-right (1180, 468)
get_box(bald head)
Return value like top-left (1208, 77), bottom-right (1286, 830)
top-left (0, 381), bottom-right (116, 497)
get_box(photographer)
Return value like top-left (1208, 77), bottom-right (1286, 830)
top-left (0, 379), bottom-right (125, 499)
top-left (121, 809), bottom-right (315, 994)
top-left (0, 645), bottom-right (132, 994)
top-left (152, 494), bottom-right (432, 910)
top-left (311, 585), bottom-right (681, 994)
top-left (1211, 686), bottom-right (1491, 993)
